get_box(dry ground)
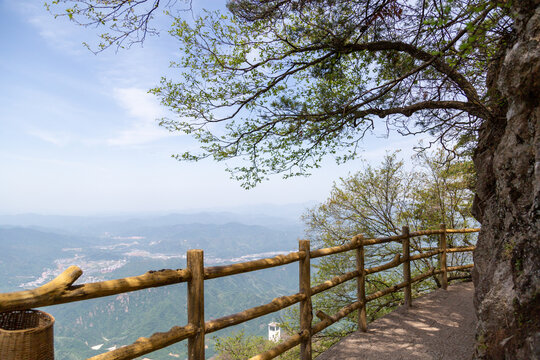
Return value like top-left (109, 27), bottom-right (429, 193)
top-left (317, 281), bottom-right (476, 360)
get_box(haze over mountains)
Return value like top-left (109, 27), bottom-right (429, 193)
top-left (0, 202), bottom-right (312, 231)
top-left (0, 207), bottom-right (309, 359)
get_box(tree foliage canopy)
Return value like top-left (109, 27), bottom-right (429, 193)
top-left (48, 0), bottom-right (513, 187)
top-left (302, 151), bottom-right (477, 348)
top-left (213, 330), bottom-right (278, 360)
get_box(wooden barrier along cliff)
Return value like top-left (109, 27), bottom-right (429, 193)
top-left (0, 225), bottom-right (479, 360)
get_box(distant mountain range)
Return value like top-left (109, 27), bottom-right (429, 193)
top-left (0, 212), bottom-right (306, 360)
top-left (0, 203), bottom-right (313, 233)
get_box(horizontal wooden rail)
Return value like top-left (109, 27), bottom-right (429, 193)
top-left (249, 330), bottom-right (308, 360)
top-left (85, 292), bottom-right (308, 360)
top-left (366, 267), bottom-right (440, 303)
top-left (310, 238), bottom-right (358, 258)
top-left (205, 292), bottom-right (306, 334)
top-left (88, 324), bottom-right (197, 360)
top-left (0, 266), bottom-right (82, 312)
top-left (204, 251), bottom-right (305, 279)
top-left (365, 253), bottom-right (402, 274)
top-left (447, 246), bottom-right (476, 253)
top-left (445, 228), bottom-right (481, 233)
top-left (410, 246), bottom-right (475, 259)
top-left (310, 234), bottom-right (408, 258)
top-left (311, 270), bottom-right (360, 296)
top-left (309, 233), bottom-right (413, 259)
top-left (447, 264), bottom-right (474, 272)
top-left (312, 297), bottom-right (364, 336)
top-left (310, 254), bottom-right (401, 296)
top-left (0, 226), bottom-right (479, 360)
top-left (361, 234), bottom-right (407, 246)
top-left (410, 249), bottom-right (441, 261)
top-left (0, 267), bottom-right (192, 312)
top-left (408, 227), bottom-right (480, 237)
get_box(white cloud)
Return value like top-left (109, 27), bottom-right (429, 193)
top-left (113, 87), bottom-right (163, 119)
top-left (27, 128), bottom-right (73, 146)
top-left (107, 87), bottom-right (172, 146)
top-left (14, 0), bottom-right (85, 55)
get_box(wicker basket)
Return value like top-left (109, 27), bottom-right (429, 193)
top-left (0, 309), bottom-right (55, 360)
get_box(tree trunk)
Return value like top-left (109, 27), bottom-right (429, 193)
top-left (472, 1), bottom-right (540, 358)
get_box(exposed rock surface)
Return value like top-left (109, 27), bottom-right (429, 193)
top-left (472, 1), bottom-right (540, 358)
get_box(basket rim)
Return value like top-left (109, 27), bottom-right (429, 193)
top-left (0, 309), bottom-right (55, 334)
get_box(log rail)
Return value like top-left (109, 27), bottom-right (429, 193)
top-left (0, 225), bottom-right (479, 360)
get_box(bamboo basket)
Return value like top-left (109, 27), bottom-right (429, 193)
top-left (0, 309), bottom-right (55, 360)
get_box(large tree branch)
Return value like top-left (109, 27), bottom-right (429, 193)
top-left (343, 41), bottom-right (486, 113)
top-left (352, 100), bottom-right (486, 120)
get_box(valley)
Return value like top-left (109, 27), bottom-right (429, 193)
top-left (0, 212), bottom-right (304, 359)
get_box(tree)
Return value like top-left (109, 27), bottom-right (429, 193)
top-left (213, 330), bottom-right (277, 360)
top-left (411, 149), bottom-right (476, 234)
top-left (153, 0), bottom-right (511, 187)
top-left (50, 0), bottom-right (511, 187)
top-left (301, 152), bottom-right (477, 350)
top-left (213, 329), bottom-right (301, 359)
top-left (49, 0), bottom-right (539, 357)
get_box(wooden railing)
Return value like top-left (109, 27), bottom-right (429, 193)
top-left (0, 225), bottom-right (479, 360)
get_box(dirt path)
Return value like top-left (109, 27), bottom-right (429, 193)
top-left (316, 282), bottom-right (476, 360)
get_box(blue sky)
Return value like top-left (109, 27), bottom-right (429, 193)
top-left (0, 0), bottom-right (422, 216)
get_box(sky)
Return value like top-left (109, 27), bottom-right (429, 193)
top-left (0, 0), bottom-right (423, 216)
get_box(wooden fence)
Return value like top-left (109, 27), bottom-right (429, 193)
top-left (0, 225), bottom-right (479, 360)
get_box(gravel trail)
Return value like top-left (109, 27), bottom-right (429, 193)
top-left (317, 281), bottom-right (476, 360)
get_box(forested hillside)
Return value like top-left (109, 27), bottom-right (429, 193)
top-left (0, 215), bottom-right (301, 359)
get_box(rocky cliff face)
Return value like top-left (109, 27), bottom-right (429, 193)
top-left (472, 1), bottom-right (540, 358)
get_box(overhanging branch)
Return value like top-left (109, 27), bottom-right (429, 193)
top-left (353, 100), bottom-right (486, 120)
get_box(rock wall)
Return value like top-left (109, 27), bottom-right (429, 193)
top-left (472, 1), bottom-right (540, 358)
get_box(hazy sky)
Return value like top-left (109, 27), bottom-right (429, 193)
top-left (0, 0), bottom-right (423, 215)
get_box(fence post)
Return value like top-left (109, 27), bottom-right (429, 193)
top-left (439, 224), bottom-right (448, 290)
top-left (187, 249), bottom-right (205, 360)
top-left (299, 240), bottom-right (312, 360)
top-left (402, 226), bottom-right (411, 307)
top-left (355, 235), bottom-right (367, 332)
